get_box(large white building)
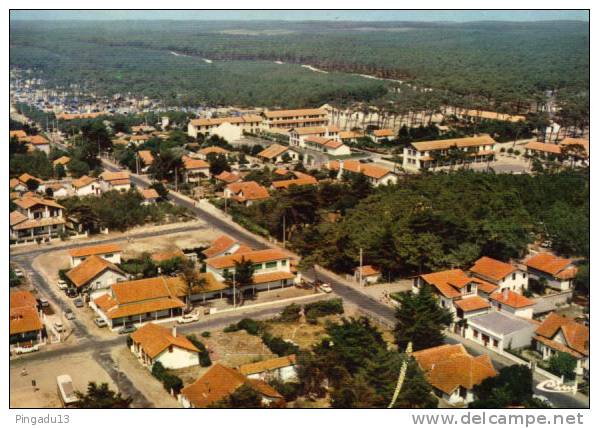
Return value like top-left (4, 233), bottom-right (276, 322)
top-left (288, 125), bottom-right (340, 148)
top-left (205, 248), bottom-right (295, 292)
top-left (262, 108), bottom-right (329, 131)
top-left (187, 115), bottom-right (263, 141)
top-left (402, 135), bottom-right (496, 171)
top-left (465, 310), bottom-right (537, 353)
top-left (10, 196), bottom-right (66, 243)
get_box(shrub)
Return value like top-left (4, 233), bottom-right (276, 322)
top-left (224, 323), bottom-right (240, 333)
top-left (237, 318), bottom-right (264, 336)
top-left (151, 361), bottom-right (184, 394)
top-left (507, 148), bottom-right (514, 154)
top-left (269, 380), bottom-right (301, 401)
top-left (261, 333), bottom-right (300, 356)
top-left (126, 335), bottom-right (133, 348)
top-left (304, 298), bottom-right (344, 319)
top-left (548, 351), bottom-right (577, 381)
top-left (186, 334), bottom-right (212, 367)
top-left (201, 331), bottom-right (211, 338)
top-left (279, 304), bottom-right (301, 323)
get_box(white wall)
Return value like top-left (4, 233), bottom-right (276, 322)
top-left (491, 301), bottom-right (533, 319)
top-left (155, 346), bottom-right (199, 370)
top-left (85, 269), bottom-right (128, 291)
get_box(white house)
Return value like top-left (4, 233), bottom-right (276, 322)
top-left (466, 310), bottom-right (537, 352)
top-left (256, 144), bottom-right (300, 164)
top-left (354, 265), bottom-right (381, 285)
top-left (205, 248), bottom-right (295, 292)
top-left (413, 344), bottom-right (496, 405)
top-left (489, 289), bottom-right (535, 319)
top-left (303, 136), bottom-right (351, 156)
top-left (179, 364), bottom-right (284, 408)
top-left (470, 256), bottom-right (528, 294)
top-left (10, 196), bottom-right (66, 243)
top-left (327, 160), bottom-right (398, 187)
top-left (182, 156), bottom-right (210, 183)
top-left (535, 313), bottom-right (589, 376)
top-left (72, 175), bottom-right (102, 197)
top-left (524, 252), bottom-right (577, 291)
top-left (288, 125), bottom-right (340, 148)
top-left (224, 181), bottom-right (270, 207)
top-left (202, 235), bottom-right (250, 259)
top-left (66, 255), bottom-right (127, 294)
top-left (68, 243), bottom-right (123, 267)
top-left (100, 171), bottom-right (131, 192)
top-left (238, 354), bottom-right (298, 382)
top-left (130, 323), bottom-right (199, 370)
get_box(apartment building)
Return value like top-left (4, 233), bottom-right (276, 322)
top-left (263, 108), bottom-right (329, 131)
top-left (402, 135), bottom-right (496, 171)
top-left (10, 196), bottom-right (66, 243)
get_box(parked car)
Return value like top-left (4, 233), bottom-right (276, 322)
top-left (54, 321), bottom-right (65, 333)
top-left (14, 268), bottom-right (25, 278)
top-left (73, 298), bottom-right (84, 308)
top-left (66, 288), bottom-right (78, 298)
top-left (177, 311), bottom-right (200, 324)
top-left (118, 325), bottom-right (137, 335)
top-left (532, 394), bottom-right (553, 407)
top-left (64, 309), bottom-right (75, 320)
top-left (94, 317), bottom-right (107, 328)
top-left (57, 280), bottom-right (68, 290)
top-left (38, 298), bottom-right (50, 308)
top-left (318, 283), bottom-right (333, 293)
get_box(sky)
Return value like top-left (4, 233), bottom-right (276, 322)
top-left (10, 10), bottom-right (589, 22)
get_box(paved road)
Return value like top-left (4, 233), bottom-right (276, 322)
top-left (18, 133), bottom-right (586, 408)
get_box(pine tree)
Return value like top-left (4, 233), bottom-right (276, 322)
top-left (394, 284), bottom-right (453, 351)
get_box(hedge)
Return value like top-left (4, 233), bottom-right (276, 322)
top-left (186, 334), bottom-right (212, 367)
top-left (261, 333), bottom-right (299, 357)
top-left (303, 298), bottom-right (344, 319)
top-left (151, 361), bottom-right (184, 394)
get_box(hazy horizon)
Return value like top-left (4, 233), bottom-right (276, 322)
top-left (9, 10), bottom-right (589, 22)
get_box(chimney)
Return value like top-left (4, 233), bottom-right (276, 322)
top-left (172, 326), bottom-right (177, 338)
top-left (503, 288), bottom-right (509, 300)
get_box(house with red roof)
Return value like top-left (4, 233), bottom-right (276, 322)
top-left (535, 313), bottom-right (589, 376)
top-left (179, 363), bottom-right (284, 408)
top-left (353, 265), bottom-right (381, 285)
top-left (469, 256), bottom-right (528, 294)
top-left (489, 289), bottom-right (535, 319)
top-left (130, 323), bottom-right (199, 370)
top-left (10, 196), bottom-right (66, 243)
top-left (412, 344), bottom-right (497, 405)
top-left (224, 181), bottom-right (270, 206)
top-left (10, 290), bottom-right (45, 350)
top-left (524, 252), bottom-right (577, 291)
top-left (414, 269), bottom-right (492, 335)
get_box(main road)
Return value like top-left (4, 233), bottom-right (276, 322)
top-left (16, 130), bottom-right (587, 408)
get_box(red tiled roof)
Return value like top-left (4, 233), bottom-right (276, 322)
top-left (525, 253), bottom-right (575, 278)
top-left (131, 323), bottom-right (199, 358)
top-left (420, 269), bottom-right (474, 299)
top-left (180, 364), bottom-right (282, 408)
top-left (454, 296), bottom-right (490, 312)
top-left (490, 290), bottom-right (535, 309)
top-left (66, 255), bottom-right (125, 288)
top-left (69, 243), bottom-right (122, 258)
top-left (206, 249), bottom-right (289, 270)
top-left (413, 344), bottom-right (496, 395)
top-left (202, 235), bottom-right (237, 258)
top-left (470, 256), bottom-right (517, 282)
top-left (226, 181), bottom-right (270, 202)
top-left (535, 313), bottom-right (589, 357)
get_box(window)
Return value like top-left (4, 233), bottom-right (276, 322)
top-left (473, 330), bottom-right (479, 339)
top-left (168, 345), bottom-right (173, 353)
top-left (265, 261), bottom-right (277, 269)
top-left (493, 339), bottom-right (499, 348)
top-left (253, 263), bottom-right (263, 271)
top-left (512, 273), bottom-right (516, 280)
top-left (281, 260), bottom-right (287, 266)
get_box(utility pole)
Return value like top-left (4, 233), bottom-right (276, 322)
top-left (174, 167), bottom-right (178, 192)
top-left (232, 270), bottom-right (236, 308)
top-left (282, 214), bottom-right (286, 247)
top-left (359, 247), bottom-right (363, 287)
top-left (136, 153), bottom-right (139, 175)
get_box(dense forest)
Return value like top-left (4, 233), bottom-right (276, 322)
top-left (229, 169), bottom-right (589, 280)
top-left (10, 20), bottom-right (589, 110)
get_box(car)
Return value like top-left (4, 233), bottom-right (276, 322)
top-left (73, 298), bottom-right (84, 308)
top-left (94, 317), bottom-right (107, 328)
top-left (532, 394), bottom-right (553, 407)
top-left (66, 288), bottom-right (78, 298)
top-left (14, 268), bottom-right (25, 278)
top-left (177, 312), bottom-right (200, 324)
top-left (64, 309), bottom-right (75, 320)
top-left (54, 321), bottom-right (65, 333)
top-left (38, 298), bottom-right (50, 308)
top-left (57, 280), bottom-right (68, 290)
top-left (318, 283), bottom-right (333, 293)
top-left (118, 325), bottom-right (137, 335)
